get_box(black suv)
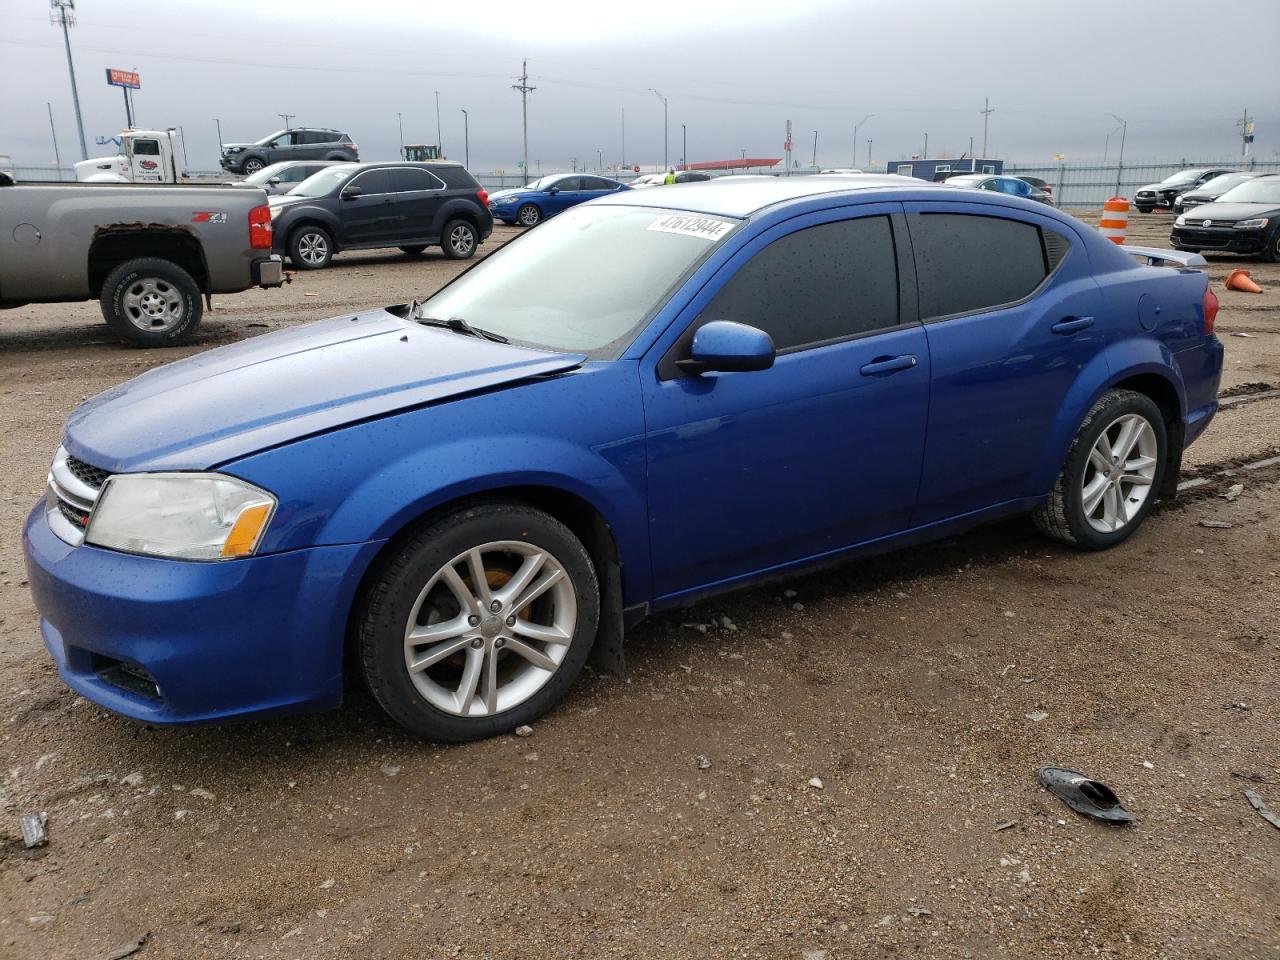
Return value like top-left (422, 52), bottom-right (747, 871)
top-left (268, 162), bottom-right (494, 269)
top-left (221, 129), bottom-right (358, 175)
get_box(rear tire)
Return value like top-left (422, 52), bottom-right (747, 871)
top-left (1034, 389), bottom-right (1167, 551)
top-left (441, 219), bottom-right (478, 260)
top-left (99, 257), bottom-right (203, 348)
top-left (1262, 227), bottom-right (1280, 264)
top-left (288, 225), bottom-right (333, 269)
top-left (357, 503), bottom-right (600, 741)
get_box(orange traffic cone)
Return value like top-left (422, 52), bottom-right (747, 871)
top-left (1225, 269), bottom-right (1263, 294)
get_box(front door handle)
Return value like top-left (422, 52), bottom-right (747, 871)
top-left (1051, 316), bottom-right (1094, 335)
top-left (859, 354), bottom-right (918, 377)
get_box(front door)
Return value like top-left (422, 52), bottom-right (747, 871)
top-left (545, 176), bottom-right (581, 215)
top-left (903, 202), bottom-right (1104, 523)
top-left (642, 207), bottom-right (931, 600)
top-left (339, 168), bottom-right (398, 245)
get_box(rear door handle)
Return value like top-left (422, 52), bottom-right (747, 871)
top-left (859, 354), bottom-right (918, 377)
top-left (1051, 316), bottom-right (1094, 335)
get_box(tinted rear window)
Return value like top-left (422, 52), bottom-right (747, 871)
top-left (910, 213), bottom-right (1050, 319)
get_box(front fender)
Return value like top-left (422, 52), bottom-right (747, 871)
top-left (1029, 337), bottom-right (1186, 496)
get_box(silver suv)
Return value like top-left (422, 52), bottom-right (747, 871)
top-left (220, 128), bottom-right (359, 176)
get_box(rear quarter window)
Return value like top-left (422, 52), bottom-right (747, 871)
top-left (433, 166), bottom-right (481, 189)
top-left (910, 213), bottom-right (1064, 319)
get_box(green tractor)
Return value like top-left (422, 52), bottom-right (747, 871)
top-left (402, 144), bottom-right (442, 162)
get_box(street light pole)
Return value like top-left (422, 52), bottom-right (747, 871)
top-left (1107, 112), bottom-right (1127, 196)
top-left (214, 118), bottom-right (223, 155)
top-left (50, 0), bottom-right (87, 160)
top-left (434, 91), bottom-right (442, 154)
top-left (461, 109), bottom-right (469, 169)
top-left (47, 102), bottom-right (61, 167)
top-left (397, 112), bottom-right (404, 157)
top-left (649, 88), bottom-right (668, 169)
top-left (852, 115), bottom-right (872, 169)
top-left (812, 130), bottom-right (818, 168)
top-left (681, 124), bottom-right (687, 170)
top-left (867, 139), bottom-right (873, 170)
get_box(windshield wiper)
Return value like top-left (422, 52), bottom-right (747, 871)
top-left (407, 300), bottom-right (508, 343)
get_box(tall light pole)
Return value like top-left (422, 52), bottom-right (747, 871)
top-left (596, 147), bottom-right (603, 171)
top-left (512, 60), bottom-right (534, 186)
top-left (811, 130), bottom-right (818, 168)
top-left (50, 0), bottom-right (87, 160)
top-left (852, 114), bottom-right (872, 169)
top-left (433, 91), bottom-right (442, 153)
top-left (681, 124), bottom-right (687, 169)
top-left (1103, 124), bottom-right (1121, 162)
top-left (47, 102), bottom-right (61, 166)
top-left (649, 88), bottom-right (668, 169)
top-left (214, 117), bottom-right (223, 155)
top-left (1107, 112), bottom-right (1127, 196)
top-left (397, 112), bottom-right (404, 156)
top-left (867, 139), bottom-right (873, 170)
top-left (980, 97), bottom-right (994, 159)
top-left (620, 106), bottom-right (626, 170)
top-left (461, 109), bottom-right (469, 169)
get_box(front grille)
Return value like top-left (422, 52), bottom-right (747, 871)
top-left (65, 455), bottom-right (110, 490)
top-left (1174, 229), bottom-right (1233, 248)
top-left (57, 499), bottom-right (90, 530)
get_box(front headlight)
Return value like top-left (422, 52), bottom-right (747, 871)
top-left (85, 473), bottom-right (276, 561)
top-left (1237, 218), bottom-right (1269, 229)
top-left (1175, 215), bottom-right (1186, 226)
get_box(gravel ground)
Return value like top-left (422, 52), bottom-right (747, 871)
top-left (1, 212), bottom-right (1277, 960)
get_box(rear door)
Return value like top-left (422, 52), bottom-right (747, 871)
top-left (390, 167), bottom-right (448, 243)
top-left (339, 168), bottom-right (398, 244)
top-left (579, 176), bottom-right (618, 202)
top-left (904, 202), bottom-right (1102, 524)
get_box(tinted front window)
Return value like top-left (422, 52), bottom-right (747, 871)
top-left (351, 169), bottom-right (394, 194)
top-left (697, 216), bottom-right (898, 351)
top-left (911, 213), bottom-right (1049, 319)
top-left (553, 177), bottom-right (581, 191)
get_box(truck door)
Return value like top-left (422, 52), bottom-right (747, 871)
top-left (127, 137), bottom-right (166, 182)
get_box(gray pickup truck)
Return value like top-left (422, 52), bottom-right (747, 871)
top-left (0, 182), bottom-right (284, 347)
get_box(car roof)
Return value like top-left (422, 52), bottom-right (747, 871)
top-left (350, 160), bottom-right (466, 170)
top-left (594, 174), bottom-right (945, 218)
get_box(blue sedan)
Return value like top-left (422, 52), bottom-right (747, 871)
top-left (488, 173), bottom-right (629, 226)
top-left (24, 176), bottom-right (1223, 741)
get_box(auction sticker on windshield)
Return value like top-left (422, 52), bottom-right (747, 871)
top-left (646, 214), bottom-right (735, 241)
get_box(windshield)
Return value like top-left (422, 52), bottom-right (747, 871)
top-left (524, 175), bottom-right (564, 192)
top-left (1217, 179), bottom-right (1280, 205)
top-left (243, 163), bottom-right (288, 185)
top-left (1193, 173), bottom-right (1251, 194)
top-left (946, 175), bottom-right (984, 185)
top-left (419, 205), bottom-right (738, 359)
top-left (287, 164), bottom-right (358, 197)
top-left (254, 130), bottom-right (288, 146)
top-left (1160, 169), bottom-right (1206, 186)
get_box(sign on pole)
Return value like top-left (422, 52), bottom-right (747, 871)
top-left (105, 68), bottom-right (140, 89)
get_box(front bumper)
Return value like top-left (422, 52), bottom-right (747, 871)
top-left (1170, 226), bottom-right (1269, 255)
top-left (23, 502), bottom-right (384, 725)
top-left (253, 255), bottom-right (285, 288)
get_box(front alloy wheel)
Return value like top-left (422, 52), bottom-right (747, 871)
top-left (358, 503), bottom-right (599, 741)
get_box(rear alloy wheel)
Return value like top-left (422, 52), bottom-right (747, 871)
top-left (289, 226), bottom-right (333, 269)
top-left (517, 203), bottom-right (542, 227)
top-left (1263, 228), bottom-right (1280, 264)
top-left (1034, 389), bottom-right (1166, 550)
top-left (100, 257), bottom-right (203, 347)
top-left (358, 504), bottom-right (599, 741)
top-left (441, 219), bottom-right (478, 260)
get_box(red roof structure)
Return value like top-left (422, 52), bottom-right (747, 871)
top-left (678, 158), bottom-right (782, 172)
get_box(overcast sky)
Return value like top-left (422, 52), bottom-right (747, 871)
top-left (3, 0), bottom-right (1278, 174)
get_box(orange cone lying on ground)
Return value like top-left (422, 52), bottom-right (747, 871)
top-left (1225, 269), bottom-right (1263, 294)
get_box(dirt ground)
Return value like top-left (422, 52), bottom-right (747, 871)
top-left (1, 212), bottom-right (1277, 960)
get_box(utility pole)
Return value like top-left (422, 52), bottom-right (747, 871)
top-left (980, 97), bottom-right (994, 159)
top-left (397, 112), bottom-right (404, 156)
top-left (649, 89), bottom-right (668, 169)
top-left (461, 109), bottom-right (469, 169)
top-left (867, 139), bottom-right (873, 170)
top-left (50, 0), bottom-right (87, 160)
top-left (621, 107), bottom-right (626, 171)
top-left (1238, 107), bottom-right (1254, 159)
top-left (812, 129), bottom-right (818, 168)
top-left (215, 118), bottom-right (224, 161)
top-left (512, 60), bottom-right (535, 186)
top-left (46, 102), bottom-right (61, 166)
top-left (682, 124), bottom-right (687, 169)
top-left (1107, 113), bottom-right (1127, 196)
top-left (922, 132), bottom-right (928, 158)
top-left (433, 91), bottom-right (442, 154)
top-left (968, 136), bottom-right (974, 170)
top-left (278, 113), bottom-right (295, 129)
top-left (852, 115), bottom-right (871, 169)
top-left (596, 147), bottom-right (603, 171)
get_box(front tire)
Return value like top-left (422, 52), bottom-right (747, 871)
top-left (1262, 227), bottom-right (1280, 264)
top-left (441, 219), bottom-right (478, 260)
top-left (99, 257), bottom-right (203, 348)
top-left (1135, 206), bottom-right (1153, 214)
top-left (516, 203), bottom-right (542, 227)
top-left (1034, 389), bottom-right (1167, 551)
top-left (289, 225), bottom-right (333, 269)
top-left (358, 503), bottom-right (600, 742)
top-left (242, 157), bottom-right (265, 176)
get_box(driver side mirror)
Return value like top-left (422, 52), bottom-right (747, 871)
top-left (547, 186), bottom-right (560, 194)
top-left (267, 177), bottom-right (281, 186)
top-left (340, 185), bottom-right (363, 200)
top-left (677, 321), bottom-right (775, 375)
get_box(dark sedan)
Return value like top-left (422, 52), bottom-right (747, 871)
top-left (1133, 168), bottom-right (1236, 213)
top-left (1170, 174), bottom-right (1280, 262)
top-left (269, 162), bottom-right (493, 269)
top-left (1172, 172), bottom-right (1260, 215)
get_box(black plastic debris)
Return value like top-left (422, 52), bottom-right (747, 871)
top-left (1036, 767), bottom-right (1136, 823)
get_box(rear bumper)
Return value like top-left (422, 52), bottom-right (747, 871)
top-left (23, 502), bottom-right (383, 725)
top-left (1170, 227), bottom-right (1269, 255)
top-left (253, 255), bottom-right (285, 288)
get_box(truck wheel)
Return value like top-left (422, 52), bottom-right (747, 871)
top-left (289, 226), bottom-right (333, 269)
top-left (441, 219), bottom-right (478, 260)
top-left (100, 257), bottom-right (203, 348)
top-left (242, 157), bottom-right (265, 175)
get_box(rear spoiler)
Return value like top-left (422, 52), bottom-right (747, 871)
top-left (1120, 245), bottom-right (1207, 269)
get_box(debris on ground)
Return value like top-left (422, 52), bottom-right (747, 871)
top-left (1025, 710), bottom-right (1049, 722)
top-left (808, 776), bottom-right (824, 790)
top-left (1224, 702), bottom-right (1252, 711)
top-left (1243, 789), bottom-right (1280, 831)
top-left (681, 622), bottom-right (709, 634)
top-left (906, 906), bottom-right (932, 917)
top-left (1222, 483), bottom-right (1244, 501)
top-left (19, 811), bottom-right (48, 849)
top-left (696, 754), bottom-right (712, 770)
top-left (1036, 767), bottom-right (1135, 824)
top-left (1199, 519), bottom-right (1233, 529)
top-left (95, 931), bottom-right (150, 960)
top-left (994, 820), bottom-right (1019, 832)
top-left (514, 725), bottom-right (534, 738)
top-left (1232, 332), bottom-right (1258, 338)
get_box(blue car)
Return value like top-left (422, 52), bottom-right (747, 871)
top-left (488, 173), bottom-right (629, 226)
top-left (24, 176), bottom-right (1223, 741)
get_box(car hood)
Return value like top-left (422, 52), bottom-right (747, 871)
top-left (487, 189), bottom-right (530, 202)
top-left (63, 309), bottom-right (586, 473)
top-left (1179, 201), bottom-right (1279, 222)
top-left (222, 142), bottom-right (255, 151)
